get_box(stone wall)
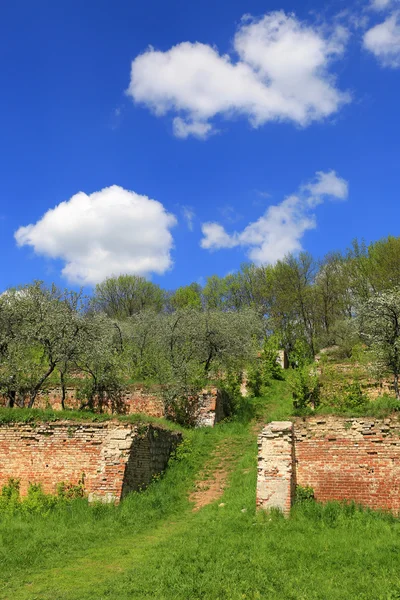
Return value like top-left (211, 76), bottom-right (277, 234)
top-left (0, 421), bottom-right (181, 502)
top-left (257, 416), bottom-right (400, 515)
top-left (257, 421), bottom-right (294, 516)
top-left (0, 385), bottom-right (226, 427)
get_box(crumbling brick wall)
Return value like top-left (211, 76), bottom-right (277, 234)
top-left (294, 416), bottom-right (400, 513)
top-left (257, 416), bottom-right (400, 514)
top-left (0, 421), bottom-right (181, 502)
top-left (0, 386), bottom-right (225, 427)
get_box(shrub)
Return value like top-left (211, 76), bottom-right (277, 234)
top-left (289, 365), bottom-right (320, 410)
top-left (295, 485), bottom-right (315, 503)
top-left (341, 382), bottom-right (368, 409)
top-left (0, 476), bottom-right (87, 516)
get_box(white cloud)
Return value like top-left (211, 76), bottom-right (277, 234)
top-left (363, 12), bottom-right (400, 66)
top-left (200, 170), bottom-right (348, 264)
top-left (201, 223), bottom-right (240, 250)
top-left (182, 206), bottom-right (195, 230)
top-left (173, 117), bottom-right (215, 139)
top-left (15, 185), bottom-right (177, 285)
top-left (127, 11), bottom-right (350, 138)
top-left (370, 0), bottom-right (396, 10)
top-left (303, 170), bottom-right (349, 206)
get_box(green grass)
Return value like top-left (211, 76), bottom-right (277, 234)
top-left (294, 394), bottom-right (400, 420)
top-left (0, 406), bottom-right (183, 432)
top-left (1, 380), bottom-right (400, 599)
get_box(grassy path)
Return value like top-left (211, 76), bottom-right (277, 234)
top-left (1, 432), bottom-right (249, 600)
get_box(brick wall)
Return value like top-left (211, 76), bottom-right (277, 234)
top-left (0, 385), bottom-right (165, 418)
top-left (294, 416), bottom-right (400, 513)
top-left (0, 385), bottom-right (226, 427)
top-left (257, 416), bottom-right (400, 514)
top-left (0, 421), bottom-right (181, 502)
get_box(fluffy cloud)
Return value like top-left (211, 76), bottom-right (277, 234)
top-left (127, 11), bottom-right (350, 138)
top-left (363, 12), bottom-right (400, 66)
top-left (15, 186), bottom-right (177, 285)
top-left (200, 171), bottom-right (348, 264)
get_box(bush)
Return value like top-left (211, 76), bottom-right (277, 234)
top-left (289, 365), bottom-right (320, 410)
top-left (0, 477), bottom-right (87, 516)
top-left (295, 485), bottom-right (315, 503)
top-left (341, 382), bottom-right (368, 409)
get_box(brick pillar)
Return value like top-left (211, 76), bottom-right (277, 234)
top-left (257, 421), bottom-right (294, 516)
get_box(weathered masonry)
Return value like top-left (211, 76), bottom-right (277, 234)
top-left (257, 416), bottom-right (400, 515)
top-left (0, 386), bottom-right (227, 428)
top-left (0, 421), bottom-right (181, 502)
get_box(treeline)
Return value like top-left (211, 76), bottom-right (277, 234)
top-left (94, 235), bottom-right (400, 359)
top-left (0, 284), bottom-right (261, 415)
top-left (1, 234), bottom-right (400, 414)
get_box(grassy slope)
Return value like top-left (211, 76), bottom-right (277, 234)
top-left (1, 381), bottom-right (400, 600)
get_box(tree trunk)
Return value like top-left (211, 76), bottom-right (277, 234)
top-left (60, 371), bottom-right (66, 411)
top-left (28, 364), bottom-right (56, 408)
top-left (6, 390), bottom-right (16, 408)
top-left (394, 373), bottom-right (400, 400)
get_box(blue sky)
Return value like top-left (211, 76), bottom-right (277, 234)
top-left (1, 0), bottom-right (399, 292)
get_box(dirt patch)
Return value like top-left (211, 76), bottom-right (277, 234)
top-left (189, 439), bottom-right (240, 512)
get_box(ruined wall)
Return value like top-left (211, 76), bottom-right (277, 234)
top-left (0, 421), bottom-right (181, 502)
top-left (0, 386), bottom-right (225, 427)
top-left (257, 416), bottom-right (400, 514)
top-left (294, 416), bottom-right (400, 513)
top-left (0, 385), bottom-right (165, 418)
top-left (195, 388), bottom-right (227, 427)
top-left (257, 421), bottom-right (294, 516)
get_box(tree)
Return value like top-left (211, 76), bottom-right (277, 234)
top-left (358, 289), bottom-right (400, 399)
top-left (0, 283), bottom-right (90, 408)
top-left (169, 283), bottom-right (202, 310)
top-left (93, 275), bottom-right (164, 319)
top-left (75, 313), bottom-right (125, 412)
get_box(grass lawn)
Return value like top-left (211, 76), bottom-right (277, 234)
top-left (1, 381), bottom-right (400, 599)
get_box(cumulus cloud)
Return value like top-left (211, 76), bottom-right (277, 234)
top-left (200, 170), bottom-right (348, 264)
top-left (127, 11), bottom-right (350, 138)
top-left (15, 186), bottom-right (177, 285)
top-left (363, 12), bottom-right (400, 66)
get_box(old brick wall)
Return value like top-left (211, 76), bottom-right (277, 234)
top-left (294, 416), bottom-right (400, 513)
top-left (0, 385), bottom-right (165, 418)
top-left (0, 386), bottom-right (225, 427)
top-left (258, 417), bottom-right (400, 514)
top-left (0, 421), bottom-right (181, 502)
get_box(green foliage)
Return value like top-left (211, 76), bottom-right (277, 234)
top-left (169, 283), bottom-right (202, 310)
top-left (289, 364), bottom-right (320, 410)
top-left (170, 437), bottom-right (193, 462)
top-left (0, 478), bottom-right (85, 516)
top-left (295, 485), bottom-right (315, 503)
top-left (341, 382), bottom-right (368, 409)
top-left (288, 338), bottom-right (313, 368)
top-left (92, 274), bottom-right (164, 319)
top-left (247, 336), bottom-right (284, 398)
top-left (358, 288), bottom-right (400, 398)
top-left (56, 474), bottom-right (86, 500)
top-left (0, 407), bottom-right (183, 433)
